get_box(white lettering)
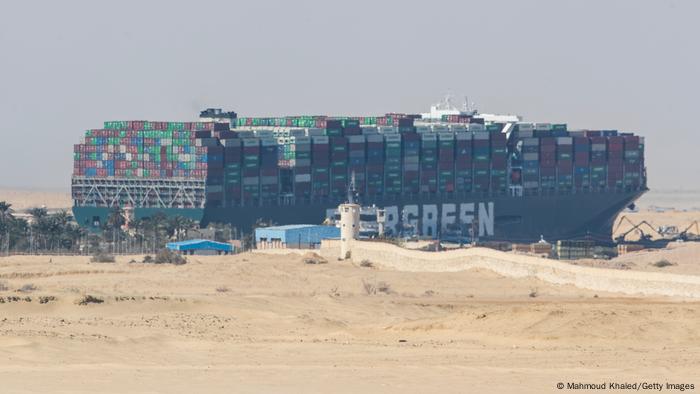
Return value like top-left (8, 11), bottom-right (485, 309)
top-left (422, 204), bottom-right (438, 237)
top-left (459, 203), bottom-right (475, 227)
top-left (441, 203), bottom-right (456, 233)
top-left (403, 205), bottom-right (419, 230)
top-left (384, 205), bottom-right (399, 236)
top-left (478, 202), bottom-right (494, 236)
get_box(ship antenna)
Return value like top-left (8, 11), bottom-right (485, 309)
top-left (347, 171), bottom-right (357, 204)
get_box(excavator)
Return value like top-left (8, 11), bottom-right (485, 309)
top-left (613, 216), bottom-right (700, 247)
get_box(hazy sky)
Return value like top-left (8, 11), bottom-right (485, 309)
top-left (0, 0), bottom-right (697, 191)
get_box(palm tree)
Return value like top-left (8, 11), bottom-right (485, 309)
top-left (167, 216), bottom-right (196, 241)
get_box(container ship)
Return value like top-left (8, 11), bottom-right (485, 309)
top-left (71, 98), bottom-right (647, 243)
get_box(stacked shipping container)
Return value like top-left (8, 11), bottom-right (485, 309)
top-left (74, 117), bottom-right (646, 210)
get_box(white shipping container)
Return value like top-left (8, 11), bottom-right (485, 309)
top-left (556, 137), bottom-right (573, 145)
top-left (535, 123), bottom-right (552, 131)
top-left (431, 125), bottom-right (449, 133)
top-left (312, 136), bottom-right (329, 144)
top-left (384, 134), bottom-right (401, 142)
top-left (295, 174), bottom-right (311, 182)
top-left (449, 124), bottom-right (467, 132)
top-left (137, 169), bottom-right (143, 177)
top-left (468, 124), bottom-right (485, 132)
top-left (518, 130), bottom-right (534, 138)
top-left (126, 153), bottom-right (132, 161)
top-left (378, 126), bottom-right (397, 134)
top-left (366, 135), bottom-right (383, 143)
top-left (415, 126), bottom-right (431, 133)
top-left (348, 135), bottom-right (365, 143)
top-left (101, 153), bottom-right (108, 160)
top-left (421, 134), bottom-right (437, 142)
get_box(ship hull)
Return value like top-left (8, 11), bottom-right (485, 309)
top-left (74, 190), bottom-right (644, 243)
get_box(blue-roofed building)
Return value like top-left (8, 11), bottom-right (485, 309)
top-left (166, 239), bottom-right (234, 255)
top-left (255, 224), bottom-right (340, 249)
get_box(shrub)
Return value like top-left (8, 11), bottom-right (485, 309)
top-left (302, 252), bottom-right (327, 265)
top-left (652, 259), bottom-right (674, 268)
top-left (154, 249), bottom-right (187, 265)
top-left (359, 259), bottom-right (373, 268)
top-left (528, 288), bottom-right (538, 298)
top-left (0, 281), bottom-right (8, 291)
top-left (91, 252), bottom-right (115, 263)
top-left (142, 255), bottom-right (153, 263)
top-left (377, 281), bottom-right (392, 294)
top-left (216, 286), bottom-right (230, 293)
top-left (362, 279), bottom-right (376, 295)
top-left (78, 295), bottom-right (104, 305)
top-left (18, 283), bottom-right (37, 293)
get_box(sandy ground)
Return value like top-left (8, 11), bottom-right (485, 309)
top-left (0, 253), bottom-right (699, 393)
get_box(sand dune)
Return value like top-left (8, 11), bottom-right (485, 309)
top-left (0, 253), bottom-right (698, 393)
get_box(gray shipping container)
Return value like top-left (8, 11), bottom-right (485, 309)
top-left (591, 144), bottom-right (606, 151)
top-left (473, 132), bottom-right (489, 140)
top-left (404, 163), bottom-right (419, 171)
top-left (243, 138), bottom-right (260, 147)
top-left (294, 174), bottom-right (311, 183)
top-left (306, 128), bottom-right (325, 136)
top-left (517, 123), bottom-right (534, 132)
top-left (348, 135), bottom-right (366, 143)
top-left (455, 132), bottom-right (472, 141)
top-left (523, 138), bottom-right (540, 146)
top-left (523, 153), bottom-right (539, 161)
top-left (243, 177), bottom-right (259, 186)
top-left (261, 176), bottom-right (278, 185)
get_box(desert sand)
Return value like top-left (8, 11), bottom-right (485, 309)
top-left (0, 253), bottom-right (699, 393)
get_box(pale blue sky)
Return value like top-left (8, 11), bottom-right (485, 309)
top-left (0, 0), bottom-right (697, 190)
